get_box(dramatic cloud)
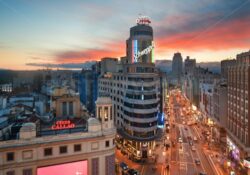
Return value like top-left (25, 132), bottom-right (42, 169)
top-left (54, 41), bottom-right (125, 63)
top-left (156, 16), bottom-right (250, 52)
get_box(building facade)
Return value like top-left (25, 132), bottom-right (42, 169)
top-left (79, 65), bottom-right (99, 114)
top-left (221, 59), bottom-right (236, 79)
top-left (184, 56), bottom-right (196, 75)
top-left (227, 51), bottom-right (250, 168)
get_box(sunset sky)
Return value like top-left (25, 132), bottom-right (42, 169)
top-left (0, 0), bottom-right (250, 70)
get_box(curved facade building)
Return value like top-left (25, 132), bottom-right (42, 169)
top-left (98, 18), bottom-right (162, 160)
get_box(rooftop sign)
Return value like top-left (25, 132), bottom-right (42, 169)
top-left (51, 120), bottom-right (75, 130)
top-left (136, 16), bottom-right (151, 25)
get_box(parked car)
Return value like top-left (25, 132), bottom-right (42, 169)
top-left (189, 140), bottom-right (193, 146)
top-left (120, 162), bottom-right (128, 171)
top-left (193, 137), bottom-right (198, 141)
top-left (199, 172), bottom-right (207, 175)
top-left (127, 169), bottom-right (139, 175)
top-left (191, 146), bottom-right (196, 151)
top-left (195, 159), bottom-right (201, 165)
top-left (178, 137), bottom-right (183, 143)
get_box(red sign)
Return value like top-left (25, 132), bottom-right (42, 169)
top-left (136, 16), bottom-right (151, 25)
top-left (51, 120), bottom-right (75, 130)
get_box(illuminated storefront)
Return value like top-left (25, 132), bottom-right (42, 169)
top-left (37, 161), bottom-right (88, 175)
top-left (227, 137), bottom-right (240, 161)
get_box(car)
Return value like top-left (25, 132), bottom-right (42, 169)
top-left (195, 159), bottom-right (201, 165)
top-left (199, 172), bottom-right (207, 175)
top-left (120, 162), bottom-right (129, 171)
top-left (189, 140), bottom-right (193, 146)
top-left (178, 137), bottom-right (183, 143)
top-left (191, 146), bottom-right (196, 151)
top-left (127, 169), bottom-right (139, 175)
top-left (193, 137), bottom-right (198, 141)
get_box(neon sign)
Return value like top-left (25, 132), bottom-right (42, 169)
top-left (134, 42), bottom-right (154, 62)
top-left (136, 16), bottom-right (151, 25)
top-left (51, 120), bottom-right (75, 130)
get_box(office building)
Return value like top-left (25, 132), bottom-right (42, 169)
top-left (184, 56), bottom-right (196, 75)
top-left (172, 52), bottom-right (183, 82)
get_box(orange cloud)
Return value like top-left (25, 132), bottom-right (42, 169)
top-left (156, 17), bottom-right (250, 52)
top-left (55, 41), bottom-right (125, 63)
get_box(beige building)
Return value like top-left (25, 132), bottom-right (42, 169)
top-left (227, 50), bottom-right (250, 173)
top-left (0, 97), bottom-right (116, 175)
top-left (51, 86), bottom-right (82, 118)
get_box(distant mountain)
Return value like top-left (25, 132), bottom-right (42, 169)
top-left (197, 62), bottom-right (220, 73)
top-left (26, 61), bottom-right (96, 70)
top-left (155, 60), bottom-right (221, 73)
top-left (155, 60), bottom-right (172, 73)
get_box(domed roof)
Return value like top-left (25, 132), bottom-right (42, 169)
top-left (20, 122), bottom-right (36, 132)
top-left (88, 117), bottom-right (101, 126)
top-left (95, 97), bottom-right (112, 105)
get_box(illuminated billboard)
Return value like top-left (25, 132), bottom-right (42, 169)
top-left (132, 40), bottom-right (154, 63)
top-left (37, 160), bottom-right (88, 175)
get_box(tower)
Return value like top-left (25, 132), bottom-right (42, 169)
top-left (95, 97), bottom-right (114, 131)
top-left (126, 16), bottom-right (154, 63)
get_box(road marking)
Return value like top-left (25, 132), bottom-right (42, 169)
top-left (161, 164), bottom-right (165, 175)
top-left (141, 165), bottom-right (145, 175)
top-left (193, 126), bottom-right (201, 140)
top-left (196, 148), bottom-right (206, 173)
top-left (208, 154), bottom-right (221, 175)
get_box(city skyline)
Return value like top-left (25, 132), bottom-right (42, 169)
top-left (0, 0), bottom-right (250, 70)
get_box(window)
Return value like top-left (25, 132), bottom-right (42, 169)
top-left (59, 146), bottom-right (67, 154)
top-left (104, 107), bottom-right (108, 121)
top-left (105, 140), bottom-right (110, 147)
top-left (74, 144), bottom-right (81, 152)
top-left (44, 148), bottom-right (52, 156)
top-left (62, 102), bottom-right (67, 116)
top-left (69, 102), bottom-right (73, 116)
top-left (23, 169), bottom-right (32, 175)
top-left (98, 107), bottom-right (102, 119)
top-left (92, 158), bottom-right (99, 175)
top-left (6, 171), bottom-right (15, 175)
top-left (110, 106), bottom-right (112, 120)
top-left (6, 152), bottom-right (14, 161)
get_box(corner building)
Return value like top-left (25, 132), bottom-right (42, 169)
top-left (98, 18), bottom-right (161, 161)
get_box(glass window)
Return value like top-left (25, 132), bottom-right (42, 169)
top-left (69, 102), bottom-right (73, 116)
top-left (59, 146), bottom-right (67, 154)
top-left (62, 102), bottom-right (67, 116)
top-left (105, 140), bottom-right (110, 147)
top-left (23, 169), bottom-right (32, 175)
top-left (6, 152), bottom-right (14, 161)
top-left (74, 144), bottom-right (81, 152)
top-left (44, 148), bottom-right (52, 156)
top-left (104, 107), bottom-right (108, 121)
